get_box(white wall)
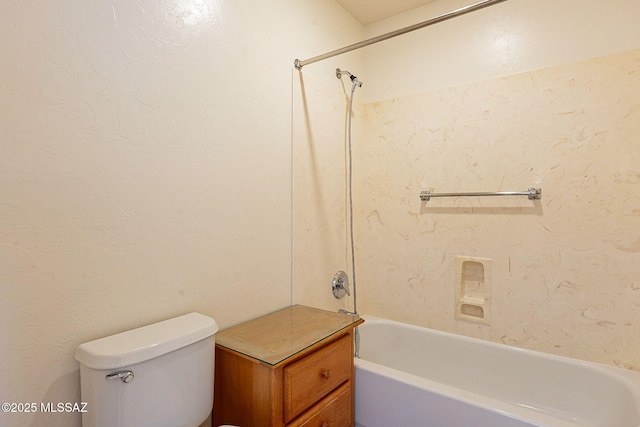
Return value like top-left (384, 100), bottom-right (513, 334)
top-left (292, 68), bottom-right (365, 312)
top-left (0, 1), bottom-right (362, 426)
top-left (291, 0), bottom-right (365, 313)
top-left (363, 0), bottom-right (640, 102)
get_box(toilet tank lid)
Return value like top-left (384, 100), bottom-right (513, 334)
top-left (75, 312), bottom-right (219, 370)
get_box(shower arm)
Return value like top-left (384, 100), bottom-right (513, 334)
top-left (294, 0), bottom-right (508, 70)
top-left (336, 68), bottom-right (363, 87)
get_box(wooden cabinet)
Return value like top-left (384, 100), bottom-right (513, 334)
top-left (213, 305), bottom-right (363, 427)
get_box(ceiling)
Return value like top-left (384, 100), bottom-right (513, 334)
top-left (335, 0), bottom-right (440, 25)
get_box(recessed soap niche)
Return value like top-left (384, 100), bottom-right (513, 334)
top-left (455, 256), bottom-right (491, 325)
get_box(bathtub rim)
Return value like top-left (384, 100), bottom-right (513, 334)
top-left (358, 314), bottom-right (640, 385)
top-left (355, 314), bottom-right (640, 426)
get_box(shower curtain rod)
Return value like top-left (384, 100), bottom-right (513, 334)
top-left (294, 0), bottom-right (508, 70)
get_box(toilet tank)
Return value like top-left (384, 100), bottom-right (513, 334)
top-left (75, 312), bottom-right (219, 427)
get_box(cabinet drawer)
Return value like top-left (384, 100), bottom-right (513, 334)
top-left (287, 381), bottom-right (352, 427)
top-left (284, 334), bottom-right (352, 422)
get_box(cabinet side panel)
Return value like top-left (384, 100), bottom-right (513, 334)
top-left (214, 346), bottom-right (277, 426)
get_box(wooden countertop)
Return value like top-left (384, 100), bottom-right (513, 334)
top-left (215, 305), bottom-right (363, 366)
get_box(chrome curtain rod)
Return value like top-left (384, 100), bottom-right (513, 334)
top-left (420, 188), bottom-right (542, 201)
top-left (294, 0), bottom-right (508, 70)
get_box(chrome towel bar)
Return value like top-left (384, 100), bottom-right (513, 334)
top-left (420, 188), bottom-right (541, 201)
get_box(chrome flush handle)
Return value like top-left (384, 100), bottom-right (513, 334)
top-left (105, 370), bottom-right (134, 383)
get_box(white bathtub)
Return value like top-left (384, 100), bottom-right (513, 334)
top-left (355, 316), bottom-right (640, 427)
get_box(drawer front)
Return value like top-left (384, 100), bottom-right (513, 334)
top-left (284, 334), bottom-right (352, 422)
top-left (287, 381), bottom-right (352, 427)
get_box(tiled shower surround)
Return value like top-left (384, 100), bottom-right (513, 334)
top-left (358, 48), bottom-right (640, 368)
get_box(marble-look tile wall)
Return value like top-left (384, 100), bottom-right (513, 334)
top-left (356, 49), bottom-right (640, 369)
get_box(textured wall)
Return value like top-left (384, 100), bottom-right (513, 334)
top-left (0, 1), bottom-right (361, 426)
top-left (292, 68), bottom-right (365, 312)
top-left (357, 49), bottom-right (640, 368)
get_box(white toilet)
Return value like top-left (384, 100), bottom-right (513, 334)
top-left (75, 312), bottom-right (232, 427)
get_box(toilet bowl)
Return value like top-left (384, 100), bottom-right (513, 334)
top-left (75, 312), bottom-right (221, 427)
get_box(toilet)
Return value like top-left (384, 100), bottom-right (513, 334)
top-left (75, 312), bottom-right (232, 427)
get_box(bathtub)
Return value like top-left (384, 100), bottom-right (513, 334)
top-left (355, 316), bottom-right (640, 427)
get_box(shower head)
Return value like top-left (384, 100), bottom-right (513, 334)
top-left (336, 68), bottom-right (363, 87)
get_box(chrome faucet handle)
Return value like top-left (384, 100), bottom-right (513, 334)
top-left (332, 271), bottom-right (350, 299)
